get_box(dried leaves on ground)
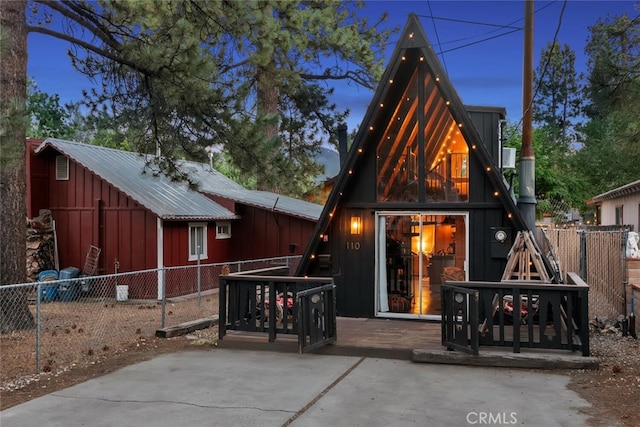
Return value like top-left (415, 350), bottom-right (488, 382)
top-left (1, 325), bottom-right (638, 427)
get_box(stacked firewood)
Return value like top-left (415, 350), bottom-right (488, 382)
top-left (26, 209), bottom-right (57, 282)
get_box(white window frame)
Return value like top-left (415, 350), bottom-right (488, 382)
top-left (216, 221), bottom-right (231, 239)
top-left (188, 223), bottom-right (208, 261)
top-left (55, 156), bottom-right (69, 180)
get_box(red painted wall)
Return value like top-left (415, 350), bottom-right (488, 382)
top-left (40, 150), bottom-right (158, 276)
top-left (28, 142), bottom-right (318, 298)
top-left (162, 221), bottom-right (231, 267)
top-left (229, 203), bottom-right (316, 260)
top-left (26, 138), bottom-right (48, 218)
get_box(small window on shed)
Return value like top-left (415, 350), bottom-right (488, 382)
top-left (55, 156), bottom-right (69, 180)
top-left (216, 221), bottom-right (231, 239)
top-left (188, 223), bottom-right (208, 261)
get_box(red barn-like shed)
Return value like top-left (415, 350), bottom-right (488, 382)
top-left (27, 138), bottom-right (322, 296)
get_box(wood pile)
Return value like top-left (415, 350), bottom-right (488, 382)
top-left (26, 209), bottom-right (57, 282)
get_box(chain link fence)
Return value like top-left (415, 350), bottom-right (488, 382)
top-left (1, 256), bottom-right (300, 389)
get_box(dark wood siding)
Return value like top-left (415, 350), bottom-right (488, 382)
top-left (467, 107), bottom-right (505, 167)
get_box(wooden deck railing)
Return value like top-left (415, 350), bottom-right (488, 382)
top-left (442, 272), bottom-right (590, 356)
top-left (218, 268), bottom-right (333, 343)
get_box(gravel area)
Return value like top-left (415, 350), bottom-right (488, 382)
top-left (1, 318), bottom-right (638, 426)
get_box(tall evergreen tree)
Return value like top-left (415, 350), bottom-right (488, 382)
top-left (27, 0), bottom-right (392, 195)
top-left (576, 13), bottom-right (640, 194)
top-left (0, 0), bottom-right (36, 331)
top-left (533, 41), bottom-right (581, 141)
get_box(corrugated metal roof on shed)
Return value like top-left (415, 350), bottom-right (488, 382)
top-left (36, 138), bottom-right (238, 221)
top-left (200, 186), bottom-right (323, 221)
top-left (177, 159), bottom-right (324, 221)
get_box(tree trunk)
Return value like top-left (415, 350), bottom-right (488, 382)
top-left (256, 64), bottom-right (280, 192)
top-left (0, 0), bottom-right (35, 332)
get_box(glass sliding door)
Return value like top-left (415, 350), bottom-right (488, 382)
top-left (376, 212), bottom-right (468, 319)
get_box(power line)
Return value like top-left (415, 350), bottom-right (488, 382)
top-left (439, 28), bottom-right (522, 55)
top-left (415, 14), bottom-right (522, 30)
top-left (416, 0), bottom-right (558, 54)
top-left (426, 0), bottom-right (448, 74)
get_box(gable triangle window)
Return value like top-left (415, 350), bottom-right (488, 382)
top-left (375, 48), bottom-right (468, 203)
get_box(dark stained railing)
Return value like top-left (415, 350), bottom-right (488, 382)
top-left (219, 268), bottom-right (333, 344)
top-left (442, 272), bottom-right (590, 356)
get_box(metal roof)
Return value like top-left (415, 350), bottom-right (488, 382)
top-left (191, 166), bottom-right (324, 221)
top-left (178, 160), bottom-right (324, 220)
top-left (589, 179), bottom-right (640, 204)
top-left (36, 138), bottom-right (238, 221)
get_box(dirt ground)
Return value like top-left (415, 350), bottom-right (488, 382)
top-left (1, 327), bottom-right (639, 426)
top-left (565, 332), bottom-right (640, 427)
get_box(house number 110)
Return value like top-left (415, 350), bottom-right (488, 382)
top-left (346, 242), bottom-right (361, 250)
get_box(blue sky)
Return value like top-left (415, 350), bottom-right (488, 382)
top-left (27, 0), bottom-right (639, 132)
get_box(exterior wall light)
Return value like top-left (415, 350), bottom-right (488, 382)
top-left (350, 215), bottom-right (362, 235)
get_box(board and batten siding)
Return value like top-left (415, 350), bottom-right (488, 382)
top-left (44, 153), bottom-right (157, 276)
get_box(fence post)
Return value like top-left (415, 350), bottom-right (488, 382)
top-left (161, 268), bottom-right (166, 329)
top-left (579, 230), bottom-right (587, 280)
top-left (622, 230), bottom-right (629, 317)
top-left (197, 246), bottom-right (201, 307)
top-left (36, 283), bottom-right (41, 374)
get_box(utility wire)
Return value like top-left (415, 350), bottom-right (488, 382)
top-left (416, 0), bottom-right (558, 54)
top-left (426, 0), bottom-right (448, 74)
top-left (416, 15), bottom-right (522, 30)
top-left (440, 28), bottom-right (522, 54)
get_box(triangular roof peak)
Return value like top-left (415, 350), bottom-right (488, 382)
top-left (299, 14), bottom-right (527, 273)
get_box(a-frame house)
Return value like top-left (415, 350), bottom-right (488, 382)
top-left (297, 14), bottom-right (528, 319)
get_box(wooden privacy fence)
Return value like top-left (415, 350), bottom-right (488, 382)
top-left (538, 227), bottom-right (627, 319)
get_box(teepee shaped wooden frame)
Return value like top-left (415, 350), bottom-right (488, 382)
top-left (501, 231), bottom-right (551, 282)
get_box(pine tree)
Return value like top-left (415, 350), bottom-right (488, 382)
top-left (576, 13), bottom-right (640, 194)
top-left (533, 41), bottom-right (581, 142)
top-left (28, 0), bottom-right (392, 195)
top-left (0, 0), bottom-right (36, 331)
